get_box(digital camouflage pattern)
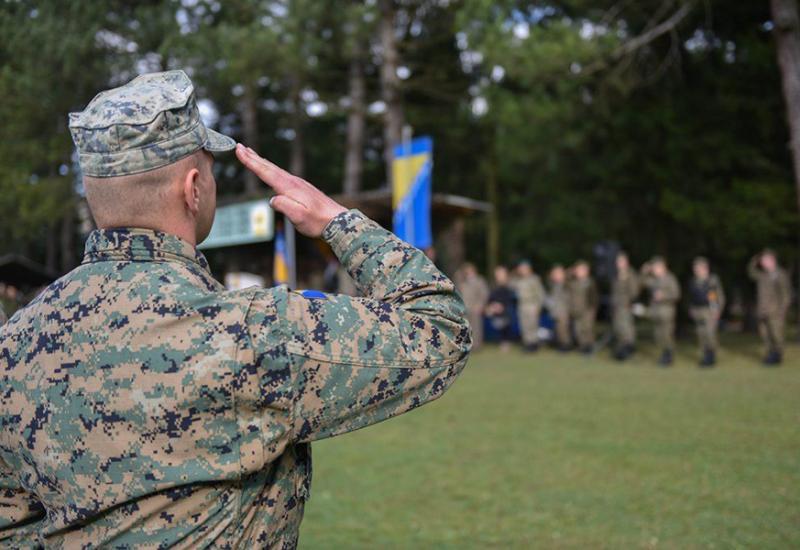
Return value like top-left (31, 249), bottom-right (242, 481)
top-left (68, 70), bottom-right (235, 178)
top-left (0, 210), bottom-right (471, 548)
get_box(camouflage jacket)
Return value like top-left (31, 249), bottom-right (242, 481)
top-left (0, 210), bottom-right (471, 549)
top-left (567, 277), bottom-right (598, 315)
top-left (510, 275), bottom-right (545, 308)
top-left (642, 272), bottom-right (681, 315)
top-left (748, 258), bottom-right (792, 316)
top-left (458, 275), bottom-right (489, 313)
top-left (610, 270), bottom-right (640, 310)
top-left (547, 282), bottom-right (569, 318)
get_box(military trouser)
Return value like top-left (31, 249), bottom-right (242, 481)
top-left (651, 306), bottom-right (676, 352)
top-left (572, 310), bottom-right (595, 349)
top-left (518, 304), bottom-right (541, 346)
top-left (468, 308), bottom-right (485, 349)
top-left (612, 306), bottom-right (636, 347)
top-left (758, 313), bottom-right (785, 353)
top-left (690, 307), bottom-right (719, 352)
top-left (553, 313), bottom-right (570, 347)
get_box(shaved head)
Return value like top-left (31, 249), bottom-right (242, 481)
top-left (84, 152), bottom-right (207, 228)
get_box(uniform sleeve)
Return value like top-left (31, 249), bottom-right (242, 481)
top-left (668, 275), bottom-right (682, 303)
top-left (588, 281), bottom-right (599, 310)
top-left (0, 459), bottom-right (44, 547)
top-left (747, 256), bottom-right (760, 281)
top-left (713, 275), bottom-right (726, 311)
top-left (779, 271), bottom-right (793, 312)
top-left (534, 278), bottom-right (546, 304)
top-left (279, 210), bottom-right (471, 443)
top-left (628, 272), bottom-right (641, 301)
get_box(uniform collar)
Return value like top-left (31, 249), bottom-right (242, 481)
top-left (82, 227), bottom-right (211, 272)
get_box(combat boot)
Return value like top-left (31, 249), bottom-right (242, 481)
top-left (658, 349), bottom-right (673, 367)
top-left (763, 349), bottom-right (781, 367)
top-left (699, 348), bottom-right (715, 368)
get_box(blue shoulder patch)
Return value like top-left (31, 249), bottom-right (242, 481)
top-left (301, 289), bottom-right (327, 300)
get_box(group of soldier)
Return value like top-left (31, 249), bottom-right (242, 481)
top-left (457, 248), bottom-right (792, 367)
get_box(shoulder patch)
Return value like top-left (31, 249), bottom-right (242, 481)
top-left (300, 289), bottom-right (327, 300)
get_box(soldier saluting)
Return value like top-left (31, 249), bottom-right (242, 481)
top-left (748, 249), bottom-right (792, 365)
top-left (0, 71), bottom-right (471, 547)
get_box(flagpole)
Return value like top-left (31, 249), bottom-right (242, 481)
top-left (286, 219), bottom-right (297, 290)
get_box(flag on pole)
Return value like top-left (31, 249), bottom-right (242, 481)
top-left (392, 136), bottom-right (433, 249)
top-left (273, 224), bottom-right (290, 285)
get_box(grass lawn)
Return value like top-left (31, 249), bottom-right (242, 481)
top-left (299, 335), bottom-right (799, 549)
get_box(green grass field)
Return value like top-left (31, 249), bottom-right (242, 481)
top-left (299, 335), bottom-right (799, 549)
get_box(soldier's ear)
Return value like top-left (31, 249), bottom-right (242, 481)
top-left (182, 167), bottom-right (202, 216)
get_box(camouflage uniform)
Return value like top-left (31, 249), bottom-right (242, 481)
top-left (547, 281), bottom-right (570, 349)
top-left (567, 276), bottom-right (598, 351)
top-left (0, 71), bottom-right (471, 548)
top-left (748, 257), bottom-right (792, 359)
top-left (511, 273), bottom-right (545, 348)
top-left (688, 274), bottom-right (725, 356)
top-left (610, 269), bottom-right (640, 353)
top-left (0, 305), bottom-right (6, 327)
top-left (458, 273), bottom-right (489, 350)
top-left (642, 270), bottom-right (681, 356)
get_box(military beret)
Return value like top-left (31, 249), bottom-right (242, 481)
top-left (69, 70), bottom-right (235, 177)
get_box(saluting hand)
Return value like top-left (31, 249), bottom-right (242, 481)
top-left (236, 143), bottom-right (348, 238)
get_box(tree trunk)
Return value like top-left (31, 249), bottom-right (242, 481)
top-left (240, 82), bottom-right (260, 195)
top-left (379, 0), bottom-right (403, 188)
top-left (770, 0), bottom-right (800, 336)
top-left (343, 46), bottom-right (366, 195)
top-left (289, 75), bottom-right (305, 177)
top-left (485, 124), bottom-right (499, 276)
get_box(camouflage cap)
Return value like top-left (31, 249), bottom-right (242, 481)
top-left (69, 70), bottom-right (235, 177)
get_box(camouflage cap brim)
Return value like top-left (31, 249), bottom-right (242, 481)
top-left (204, 128), bottom-right (236, 153)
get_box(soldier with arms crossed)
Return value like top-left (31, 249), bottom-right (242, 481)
top-left (0, 71), bottom-right (471, 548)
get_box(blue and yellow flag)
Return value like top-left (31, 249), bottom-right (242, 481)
top-left (392, 136), bottom-right (433, 249)
top-left (273, 225), bottom-right (289, 285)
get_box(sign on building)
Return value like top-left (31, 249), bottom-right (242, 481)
top-left (198, 199), bottom-right (274, 250)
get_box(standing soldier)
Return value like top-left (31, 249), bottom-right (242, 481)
top-left (568, 260), bottom-right (599, 354)
top-left (548, 265), bottom-right (571, 351)
top-left (610, 252), bottom-right (640, 361)
top-left (512, 260), bottom-right (546, 352)
top-left (486, 265), bottom-right (517, 352)
top-left (457, 262), bottom-right (490, 350)
top-left (748, 249), bottom-right (792, 365)
top-left (0, 71), bottom-right (471, 547)
top-left (642, 257), bottom-right (681, 366)
top-left (688, 257), bottom-right (725, 367)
